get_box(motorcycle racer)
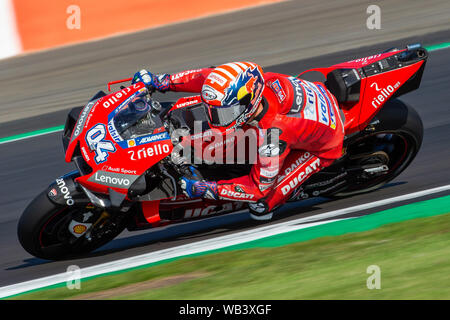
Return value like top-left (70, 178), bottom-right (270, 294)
top-left (132, 62), bottom-right (345, 220)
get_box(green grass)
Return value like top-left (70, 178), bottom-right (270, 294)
top-left (11, 212), bottom-right (450, 300)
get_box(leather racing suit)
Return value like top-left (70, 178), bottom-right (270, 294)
top-left (164, 68), bottom-right (345, 214)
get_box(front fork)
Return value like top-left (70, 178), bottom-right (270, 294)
top-left (46, 170), bottom-right (133, 240)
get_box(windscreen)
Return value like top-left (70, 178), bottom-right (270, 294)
top-left (112, 93), bottom-right (157, 140)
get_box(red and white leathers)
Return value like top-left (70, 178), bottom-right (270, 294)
top-left (168, 67), bottom-right (345, 213)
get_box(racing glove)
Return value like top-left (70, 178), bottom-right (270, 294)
top-left (132, 69), bottom-right (170, 92)
top-left (179, 166), bottom-right (219, 200)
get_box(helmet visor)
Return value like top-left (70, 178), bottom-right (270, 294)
top-left (205, 103), bottom-right (247, 127)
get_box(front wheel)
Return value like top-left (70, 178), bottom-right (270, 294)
top-left (17, 191), bottom-right (127, 260)
top-left (334, 98), bottom-right (423, 196)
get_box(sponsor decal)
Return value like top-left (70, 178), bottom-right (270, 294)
top-left (270, 79), bottom-right (286, 103)
top-left (318, 85), bottom-right (336, 129)
top-left (127, 139), bottom-right (136, 148)
top-left (183, 202), bottom-right (245, 219)
top-left (208, 73), bottom-right (227, 86)
top-left (101, 165), bottom-right (137, 175)
top-left (370, 81), bottom-right (401, 109)
top-left (73, 101), bottom-right (95, 138)
top-left (171, 69), bottom-right (202, 81)
top-left (260, 176), bottom-right (276, 184)
top-left (201, 86), bottom-right (218, 101)
top-left (128, 143), bottom-right (171, 160)
top-left (68, 220), bottom-right (92, 238)
top-left (116, 132), bottom-right (171, 149)
top-left (136, 132), bottom-right (170, 145)
top-left (102, 87), bottom-right (132, 108)
top-left (304, 81), bottom-right (329, 126)
top-left (85, 124), bottom-right (116, 164)
top-left (347, 54), bottom-right (382, 64)
top-left (260, 167), bottom-right (279, 178)
top-left (81, 146), bottom-right (90, 161)
top-left (258, 144), bottom-right (280, 157)
top-left (88, 170), bottom-right (139, 188)
top-left (56, 178), bottom-right (74, 206)
top-left (73, 224), bottom-right (87, 234)
top-left (184, 205), bottom-right (218, 218)
top-left (280, 158), bottom-right (321, 195)
top-left (288, 78), bottom-right (304, 113)
top-left (107, 121), bottom-right (122, 142)
top-left (317, 95), bottom-right (329, 126)
top-left (277, 152), bottom-right (312, 182)
top-left (220, 189), bottom-right (254, 200)
top-left (85, 112), bottom-right (94, 129)
top-left (258, 128), bottom-right (286, 159)
top-left (48, 188), bottom-right (57, 197)
top-left (301, 81), bottom-right (318, 121)
top-left (175, 99), bottom-right (200, 109)
top-left (191, 129), bottom-right (213, 140)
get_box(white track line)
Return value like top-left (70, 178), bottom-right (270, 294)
top-left (1, 184), bottom-right (449, 298)
top-left (0, 128), bottom-right (63, 145)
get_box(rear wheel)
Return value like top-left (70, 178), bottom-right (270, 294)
top-left (335, 98), bottom-right (423, 196)
top-left (17, 191), bottom-right (127, 260)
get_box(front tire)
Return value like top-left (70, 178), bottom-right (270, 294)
top-left (17, 191), bottom-right (126, 260)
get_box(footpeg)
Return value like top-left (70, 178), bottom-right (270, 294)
top-left (363, 165), bottom-right (389, 175)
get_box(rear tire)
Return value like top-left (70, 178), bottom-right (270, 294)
top-left (334, 98), bottom-right (423, 197)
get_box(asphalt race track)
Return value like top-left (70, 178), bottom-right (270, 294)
top-left (0, 4), bottom-right (449, 288)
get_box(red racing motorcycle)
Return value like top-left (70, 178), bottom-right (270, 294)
top-left (18, 44), bottom-right (427, 260)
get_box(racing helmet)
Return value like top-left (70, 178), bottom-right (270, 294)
top-left (201, 62), bottom-right (265, 129)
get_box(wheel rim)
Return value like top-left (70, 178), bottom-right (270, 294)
top-left (37, 205), bottom-right (100, 255)
top-left (340, 130), bottom-right (417, 194)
